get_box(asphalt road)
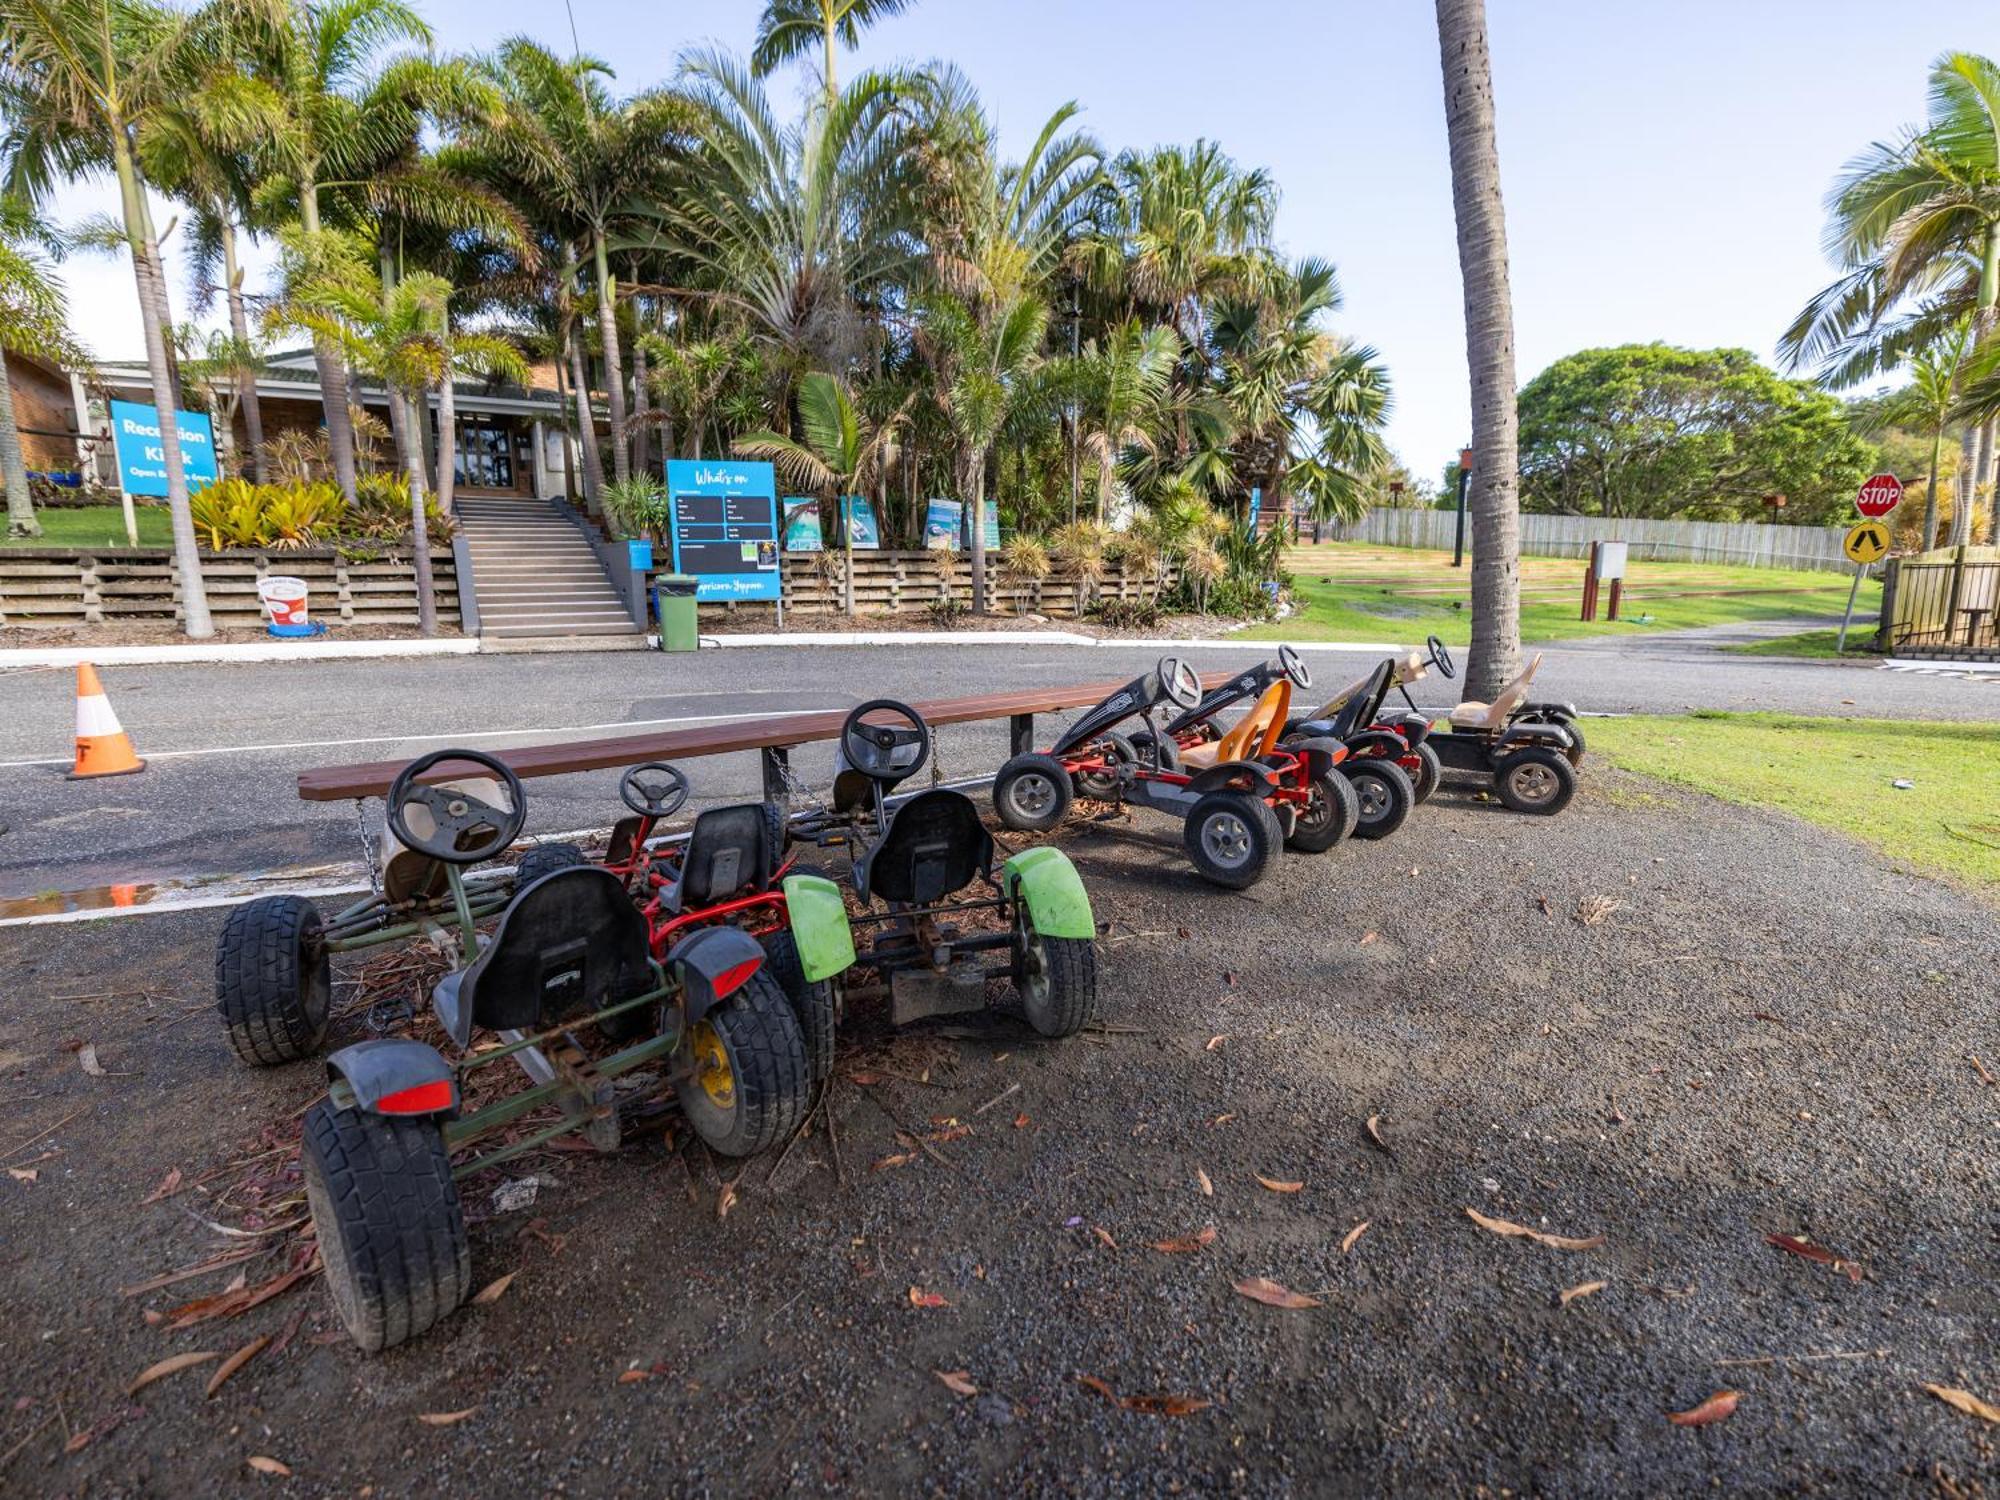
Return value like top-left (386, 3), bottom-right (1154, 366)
top-left (2, 631), bottom-right (1995, 899)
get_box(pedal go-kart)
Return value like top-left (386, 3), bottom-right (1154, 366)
top-left (1407, 641), bottom-right (1583, 814)
top-left (793, 700), bottom-right (1099, 1037)
top-left (990, 655), bottom-right (1357, 889)
top-left (215, 749), bottom-right (828, 1351)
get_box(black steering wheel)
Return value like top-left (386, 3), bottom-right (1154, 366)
top-left (386, 748), bottom-right (527, 865)
top-left (1426, 634), bottom-right (1457, 681)
top-left (840, 699), bottom-right (932, 783)
top-left (620, 761), bottom-right (690, 820)
top-left (1159, 656), bottom-right (1202, 710)
top-left (1278, 643), bottom-right (1311, 691)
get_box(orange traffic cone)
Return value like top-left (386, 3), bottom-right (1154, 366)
top-left (68, 663), bottom-right (146, 780)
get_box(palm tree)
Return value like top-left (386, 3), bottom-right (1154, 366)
top-left (1435, 0), bottom-right (1522, 700)
top-left (0, 197), bottom-right (80, 537)
top-left (1070, 318), bottom-right (1177, 521)
top-left (1882, 321), bottom-right (1972, 548)
top-left (0, 0), bottom-right (215, 632)
top-left (750, 0), bottom-right (913, 99)
top-left (734, 370), bottom-right (907, 614)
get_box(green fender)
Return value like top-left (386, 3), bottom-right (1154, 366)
top-left (1002, 846), bottom-right (1096, 941)
top-left (781, 874), bottom-right (856, 983)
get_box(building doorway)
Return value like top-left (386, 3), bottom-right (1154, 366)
top-left (454, 420), bottom-right (515, 491)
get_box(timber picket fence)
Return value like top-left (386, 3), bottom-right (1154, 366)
top-left (1315, 507), bottom-right (1852, 572)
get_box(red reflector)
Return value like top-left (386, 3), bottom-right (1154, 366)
top-left (376, 1079), bottom-right (453, 1115)
top-left (711, 955), bottom-right (763, 999)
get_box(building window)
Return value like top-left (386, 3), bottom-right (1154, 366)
top-left (454, 420), bottom-right (514, 489)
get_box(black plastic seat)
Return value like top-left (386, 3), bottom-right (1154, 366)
top-left (855, 789), bottom-right (993, 905)
top-left (433, 866), bottom-right (653, 1048)
top-left (658, 804), bottom-right (772, 914)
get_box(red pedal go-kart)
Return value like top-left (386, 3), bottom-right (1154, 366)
top-left (990, 655), bottom-right (1356, 889)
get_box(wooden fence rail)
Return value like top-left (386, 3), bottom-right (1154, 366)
top-left (1315, 507), bottom-right (1853, 572)
top-left (772, 550), bottom-right (1173, 617)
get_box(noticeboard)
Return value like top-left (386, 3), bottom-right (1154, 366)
top-left (841, 495), bottom-right (880, 549)
top-left (108, 399), bottom-right (219, 497)
top-left (782, 497), bottom-right (823, 552)
top-left (666, 460), bottom-right (781, 602)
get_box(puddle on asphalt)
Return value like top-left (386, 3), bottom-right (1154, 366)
top-left (0, 864), bottom-right (365, 922)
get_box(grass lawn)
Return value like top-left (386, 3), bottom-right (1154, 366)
top-left (1241, 543), bottom-right (1878, 646)
top-left (3, 505), bottom-right (172, 548)
top-left (1723, 627), bottom-right (1877, 660)
top-left (1587, 711), bottom-right (2000, 893)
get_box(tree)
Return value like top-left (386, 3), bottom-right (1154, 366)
top-left (750, 0), bottom-right (913, 99)
top-left (1517, 346), bottom-right (1876, 525)
top-left (1069, 318), bottom-right (1177, 521)
top-left (1882, 321), bottom-right (1972, 547)
top-left (1435, 0), bottom-right (1521, 700)
top-left (0, 0), bottom-right (215, 632)
top-left (0, 197), bottom-right (81, 537)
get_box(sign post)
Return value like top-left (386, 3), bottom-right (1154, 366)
top-left (1580, 540), bottom-right (1627, 621)
top-left (1836, 475), bottom-right (1900, 654)
top-left (1452, 448), bottom-right (1473, 569)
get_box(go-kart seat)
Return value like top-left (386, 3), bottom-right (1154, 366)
top-left (1180, 680), bottom-right (1292, 770)
top-left (1448, 653), bottom-right (1544, 730)
top-left (855, 788), bottom-right (993, 906)
top-left (432, 866), bottom-right (653, 1048)
top-left (1309, 651), bottom-right (1425, 722)
top-left (656, 804), bottom-right (771, 914)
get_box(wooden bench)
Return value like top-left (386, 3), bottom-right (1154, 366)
top-left (297, 671), bottom-right (1235, 803)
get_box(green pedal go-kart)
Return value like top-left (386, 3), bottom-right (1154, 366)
top-left (211, 748), bottom-right (853, 1352)
top-left (792, 700), bottom-right (1100, 1038)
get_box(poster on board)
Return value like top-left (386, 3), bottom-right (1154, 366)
top-left (923, 498), bottom-right (962, 550)
top-left (665, 460), bottom-right (782, 601)
top-left (108, 400), bottom-right (219, 497)
top-left (781, 497), bottom-right (823, 552)
top-left (841, 495), bottom-right (881, 549)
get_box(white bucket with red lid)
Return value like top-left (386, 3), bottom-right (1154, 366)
top-left (258, 575), bottom-right (311, 630)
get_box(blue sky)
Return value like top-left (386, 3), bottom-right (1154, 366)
top-left (44, 0), bottom-right (1996, 479)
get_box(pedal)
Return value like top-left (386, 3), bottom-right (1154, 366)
top-left (889, 959), bottom-right (989, 1026)
top-left (551, 1041), bottom-right (621, 1153)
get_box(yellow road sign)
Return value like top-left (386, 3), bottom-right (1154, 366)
top-left (1844, 521), bottom-right (1889, 566)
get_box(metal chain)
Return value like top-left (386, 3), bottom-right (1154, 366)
top-left (353, 798), bottom-right (382, 896)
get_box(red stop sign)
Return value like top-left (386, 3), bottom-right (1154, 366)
top-left (1856, 473), bottom-right (1903, 518)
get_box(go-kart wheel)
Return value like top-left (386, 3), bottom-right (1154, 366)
top-left (1159, 655), bottom-right (1203, 709)
top-left (1073, 735), bottom-right (1133, 800)
top-left (759, 930), bottom-right (838, 1084)
top-left (1494, 747), bottom-right (1577, 815)
top-left (303, 1099), bottom-right (470, 1353)
top-left (1126, 730), bottom-right (1181, 773)
top-left (515, 842), bottom-right (587, 886)
top-left (1286, 772), bottom-right (1360, 853)
top-left (387, 749), bottom-right (527, 865)
top-left (1183, 789), bottom-right (1282, 890)
top-left (675, 969), bottom-right (809, 1157)
top-left (762, 803), bottom-right (790, 868)
top-left (1410, 743), bottom-right (1443, 805)
top-left (1279, 642), bottom-right (1312, 690)
top-left (1342, 758), bottom-right (1415, 840)
top-left (1012, 907), bottom-right (1097, 1038)
top-left (620, 762), bottom-right (690, 820)
top-left (215, 895), bottom-right (331, 1067)
top-left (840, 699), bottom-right (931, 783)
top-left (1426, 634), bottom-right (1456, 680)
top-left (992, 753), bottom-right (1074, 832)
top-left (1557, 721), bottom-right (1587, 766)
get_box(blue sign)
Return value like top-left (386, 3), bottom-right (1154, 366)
top-left (665, 460), bottom-right (782, 602)
top-left (978, 500), bottom-right (1001, 550)
top-left (841, 495), bottom-right (880, 550)
top-left (782, 497), bottom-right (823, 552)
top-left (1245, 485), bottom-right (1261, 537)
top-left (924, 498), bottom-right (961, 551)
top-left (109, 400), bottom-right (219, 497)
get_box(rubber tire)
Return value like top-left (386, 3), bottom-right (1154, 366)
top-left (763, 803), bottom-right (790, 867)
top-left (1495, 746), bottom-right (1578, 816)
top-left (1286, 772), bottom-right (1360, 853)
top-left (1183, 790), bottom-right (1282, 890)
top-left (302, 1100), bottom-right (470, 1353)
top-left (515, 842), bottom-right (586, 885)
top-left (760, 929), bottom-right (838, 1084)
top-left (992, 753), bottom-right (1075, 832)
top-left (1558, 721), bottom-right (1587, 766)
top-left (1126, 730), bottom-right (1182, 772)
top-left (216, 895), bottom-right (331, 1067)
top-left (1343, 759), bottom-right (1416, 841)
top-left (1015, 922), bottom-right (1098, 1039)
top-left (675, 969), bottom-right (810, 1158)
top-left (1410, 743), bottom-right (1443, 805)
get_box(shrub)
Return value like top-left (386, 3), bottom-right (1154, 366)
top-left (1000, 534), bottom-right (1051, 580)
top-left (1087, 597), bottom-right (1163, 629)
top-left (603, 477), bottom-right (670, 540)
top-left (187, 475), bottom-right (448, 551)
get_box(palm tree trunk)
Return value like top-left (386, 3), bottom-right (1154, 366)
top-left (1979, 416), bottom-right (1998, 546)
top-left (113, 132), bottom-right (212, 637)
top-left (567, 323), bottom-right (604, 508)
top-left (966, 447), bottom-right (989, 615)
top-left (1, 355), bottom-right (40, 538)
top-left (435, 375), bottom-right (456, 517)
top-left (298, 185), bottom-right (358, 503)
top-left (630, 318), bottom-right (652, 479)
top-left (402, 390), bottom-right (437, 637)
top-left (1922, 420), bottom-right (1946, 551)
top-left (222, 219), bottom-right (266, 483)
top-left (1952, 424), bottom-right (1977, 546)
top-left (413, 389), bottom-right (434, 496)
top-left (591, 232), bottom-right (631, 488)
top-left (1436, 0), bottom-right (1521, 700)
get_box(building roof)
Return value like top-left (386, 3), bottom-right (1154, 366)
top-left (86, 357), bottom-right (571, 418)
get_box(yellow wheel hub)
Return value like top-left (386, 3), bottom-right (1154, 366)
top-left (689, 1020), bottom-right (736, 1109)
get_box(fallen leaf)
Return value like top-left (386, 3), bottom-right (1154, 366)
top-left (1150, 1226), bottom-right (1217, 1253)
top-left (1667, 1390), bottom-right (1740, 1427)
top-left (204, 1336), bottom-right (269, 1397)
top-left (1924, 1385), bottom-right (2000, 1424)
top-left (1536, 894), bottom-right (1552, 916)
top-left (1175, 926), bottom-right (1190, 939)
top-left (1358, 931), bottom-right (1379, 945)
top-left (1765, 1233), bottom-right (1862, 1282)
top-left (1364, 1115), bottom-right (1390, 1153)
top-left (1093, 1226), bottom-right (1118, 1250)
top-left (7, 1167), bottom-right (36, 1184)
top-left (127, 1350), bottom-right (219, 1395)
top-left (716, 1182), bottom-right (738, 1221)
top-left (141, 1166), bottom-right (183, 1204)
top-left (846, 1070), bottom-right (881, 1086)
top-left (1076, 1374), bottom-right (1211, 1415)
top-left (64, 1431), bottom-right (93, 1454)
top-left (1204, 1035), bottom-right (1228, 1052)
top-left (934, 1370), bottom-right (978, 1398)
top-left (1222, 972), bottom-right (1238, 988)
top-left (1012, 1113), bottom-right (1030, 1129)
top-left (471, 1271), bottom-right (518, 1306)
top-left (1210, 1113), bottom-right (1235, 1126)
top-left (1340, 1221), bottom-right (1370, 1253)
top-left (870, 1152), bottom-right (917, 1171)
top-left (930, 1125), bottom-right (972, 1144)
top-left (1560, 1280), bottom-right (1607, 1307)
top-left (79, 1044), bottom-right (107, 1077)
top-left (246, 1456), bottom-right (292, 1477)
top-left (1255, 1175), bottom-right (1304, 1194)
top-left (908, 1287), bottom-right (949, 1308)
top-left (1575, 895), bottom-right (1623, 926)
top-left (617, 1369), bottom-right (653, 1385)
top-left (1233, 1276), bottom-right (1320, 1310)
top-left (417, 1408), bottom-right (477, 1426)
top-left (1196, 1168), bottom-right (1213, 1197)
top-left (1464, 1207), bottom-right (1605, 1251)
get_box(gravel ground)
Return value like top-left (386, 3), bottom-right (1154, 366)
top-left (1, 768), bottom-right (1995, 1496)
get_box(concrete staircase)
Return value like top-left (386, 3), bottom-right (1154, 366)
top-left (454, 497), bottom-right (640, 641)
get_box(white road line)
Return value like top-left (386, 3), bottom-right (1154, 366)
top-left (0, 709), bottom-right (805, 769)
